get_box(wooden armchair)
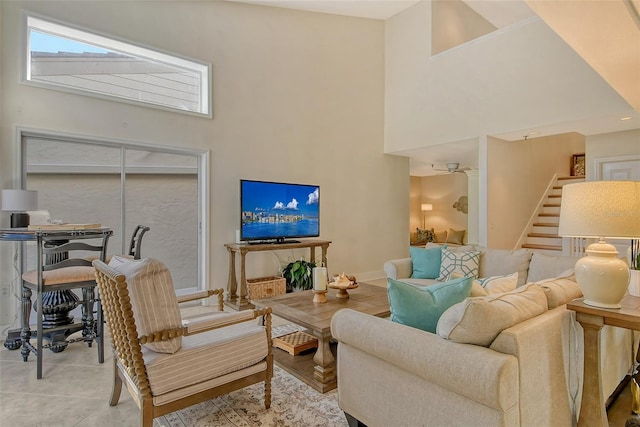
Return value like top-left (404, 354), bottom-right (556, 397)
top-left (92, 258), bottom-right (272, 427)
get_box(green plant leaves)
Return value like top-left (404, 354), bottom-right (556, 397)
top-left (283, 259), bottom-right (316, 291)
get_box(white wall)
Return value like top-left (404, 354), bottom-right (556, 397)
top-left (0, 1), bottom-right (408, 327)
top-left (586, 129), bottom-right (640, 181)
top-left (486, 132), bottom-right (584, 248)
top-left (384, 2), bottom-right (632, 153)
top-left (413, 173), bottom-right (468, 240)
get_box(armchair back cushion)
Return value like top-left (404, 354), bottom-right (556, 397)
top-left (108, 256), bottom-right (182, 353)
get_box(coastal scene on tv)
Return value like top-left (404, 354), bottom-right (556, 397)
top-left (241, 181), bottom-right (320, 240)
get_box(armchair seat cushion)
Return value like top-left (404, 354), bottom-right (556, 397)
top-left (143, 322), bottom-right (268, 396)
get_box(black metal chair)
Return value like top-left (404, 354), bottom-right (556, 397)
top-left (127, 225), bottom-right (150, 260)
top-left (21, 228), bottom-right (112, 379)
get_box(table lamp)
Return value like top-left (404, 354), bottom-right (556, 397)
top-left (1, 189), bottom-right (38, 228)
top-left (421, 203), bottom-right (433, 229)
top-left (558, 181), bottom-right (640, 308)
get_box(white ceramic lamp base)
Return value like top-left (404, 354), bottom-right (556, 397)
top-left (575, 242), bottom-right (630, 309)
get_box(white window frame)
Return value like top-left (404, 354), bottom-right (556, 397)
top-left (22, 12), bottom-right (212, 118)
top-left (15, 126), bottom-right (211, 294)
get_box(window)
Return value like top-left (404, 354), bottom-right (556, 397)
top-left (24, 15), bottom-right (211, 117)
top-left (20, 129), bottom-right (210, 293)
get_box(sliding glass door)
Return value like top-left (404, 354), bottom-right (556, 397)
top-left (21, 130), bottom-right (208, 292)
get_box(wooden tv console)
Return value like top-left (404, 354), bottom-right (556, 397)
top-left (224, 240), bottom-right (331, 311)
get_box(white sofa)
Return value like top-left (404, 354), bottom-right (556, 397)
top-left (331, 248), bottom-right (636, 427)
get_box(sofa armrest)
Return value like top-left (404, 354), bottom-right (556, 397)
top-left (384, 258), bottom-right (412, 279)
top-left (331, 309), bottom-right (518, 411)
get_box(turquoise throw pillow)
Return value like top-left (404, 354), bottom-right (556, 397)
top-left (409, 246), bottom-right (443, 279)
top-left (388, 277), bottom-right (473, 333)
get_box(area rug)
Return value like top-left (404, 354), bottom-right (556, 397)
top-left (154, 365), bottom-right (348, 427)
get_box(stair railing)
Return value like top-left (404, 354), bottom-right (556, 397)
top-left (513, 173), bottom-right (558, 251)
top-left (565, 236), bottom-right (588, 257)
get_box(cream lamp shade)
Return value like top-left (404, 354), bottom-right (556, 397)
top-left (558, 181), bottom-right (640, 308)
top-left (2, 189), bottom-right (38, 228)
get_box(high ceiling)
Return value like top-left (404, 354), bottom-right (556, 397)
top-left (229, 0), bottom-right (640, 175)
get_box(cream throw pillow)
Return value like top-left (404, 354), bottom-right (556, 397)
top-left (476, 272), bottom-right (519, 294)
top-left (108, 256), bottom-right (182, 354)
top-left (445, 228), bottom-right (466, 245)
top-left (433, 230), bottom-right (447, 243)
top-left (436, 284), bottom-right (548, 347)
top-left (452, 272), bottom-right (518, 296)
top-left (477, 247), bottom-right (532, 286)
top-left (535, 273), bottom-right (582, 309)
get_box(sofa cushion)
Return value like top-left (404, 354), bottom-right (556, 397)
top-left (433, 230), bottom-right (447, 243)
top-left (527, 252), bottom-right (581, 283)
top-left (535, 272), bottom-right (582, 309)
top-left (415, 227), bottom-right (435, 243)
top-left (453, 272), bottom-right (518, 296)
top-left (477, 247), bottom-right (533, 286)
top-left (108, 256), bottom-right (182, 354)
top-left (436, 284), bottom-right (548, 347)
top-left (409, 246), bottom-right (443, 279)
top-left (445, 228), bottom-right (466, 245)
top-left (388, 277), bottom-right (473, 333)
top-left (476, 272), bottom-right (519, 294)
top-left (437, 248), bottom-right (480, 281)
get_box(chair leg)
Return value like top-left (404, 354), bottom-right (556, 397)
top-left (97, 300), bottom-right (104, 363)
top-left (20, 286), bottom-right (32, 363)
top-left (110, 360), bottom-right (123, 406)
top-left (36, 290), bottom-right (44, 379)
top-left (141, 397), bottom-right (154, 427)
top-left (81, 287), bottom-right (95, 347)
top-left (264, 378), bottom-right (271, 409)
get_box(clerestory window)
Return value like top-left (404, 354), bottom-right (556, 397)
top-left (24, 14), bottom-right (211, 117)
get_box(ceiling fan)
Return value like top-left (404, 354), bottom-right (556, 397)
top-left (431, 162), bottom-right (471, 174)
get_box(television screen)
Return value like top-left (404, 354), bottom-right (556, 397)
top-left (240, 180), bottom-right (320, 243)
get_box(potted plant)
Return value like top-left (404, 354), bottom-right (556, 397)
top-left (629, 239), bottom-right (640, 296)
top-left (282, 258), bottom-right (316, 292)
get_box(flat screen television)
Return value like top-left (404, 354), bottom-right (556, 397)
top-left (240, 179), bottom-right (320, 244)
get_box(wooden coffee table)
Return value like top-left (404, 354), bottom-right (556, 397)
top-left (252, 282), bottom-right (390, 393)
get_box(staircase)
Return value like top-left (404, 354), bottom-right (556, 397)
top-left (521, 175), bottom-right (585, 254)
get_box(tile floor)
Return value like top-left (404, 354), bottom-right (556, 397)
top-left (0, 288), bottom-right (637, 427)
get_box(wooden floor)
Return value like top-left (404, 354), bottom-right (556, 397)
top-left (610, 380), bottom-right (638, 426)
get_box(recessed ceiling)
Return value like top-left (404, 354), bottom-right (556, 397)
top-left (226, 0), bottom-right (421, 20)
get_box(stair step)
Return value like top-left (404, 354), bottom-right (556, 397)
top-left (533, 222), bottom-right (558, 227)
top-left (539, 213), bottom-right (560, 217)
top-left (543, 203), bottom-right (561, 208)
top-left (557, 175), bottom-right (585, 180)
top-left (528, 233), bottom-right (559, 238)
top-left (549, 194), bottom-right (561, 198)
top-left (522, 243), bottom-right (563, 251)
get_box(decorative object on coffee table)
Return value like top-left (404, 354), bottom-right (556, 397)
top-left (329, 273), bottom-right (358, 299)
top-left (312, 264), bottom-right (328, 303)
top-left (273, 331), bottom-right (318, 356)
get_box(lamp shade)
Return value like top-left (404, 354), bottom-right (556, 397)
top-left (1, 190), bottom-right (38, 212)
top-left (558, 181), bottom-right (640, 239)
top-left (421, 203), bottom-right (433, 212)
